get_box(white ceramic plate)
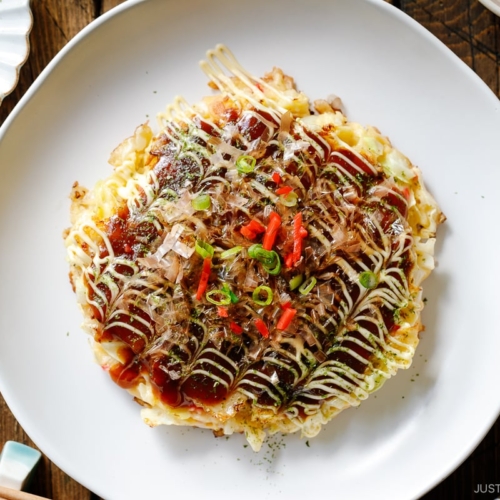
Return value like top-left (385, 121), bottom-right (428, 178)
top-left (0, 0), bottom-right (32, 103)
top-left (0, 1), bottom-right (499, 499)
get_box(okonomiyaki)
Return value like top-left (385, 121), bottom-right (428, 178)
top-left (65, 45), bottom-right (444, 451)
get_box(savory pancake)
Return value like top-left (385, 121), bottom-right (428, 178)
top-left (65, 44), bottom-right (444, 451)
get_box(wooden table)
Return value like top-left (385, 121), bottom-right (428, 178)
top-left (0, 1), bottom-right (498, 499)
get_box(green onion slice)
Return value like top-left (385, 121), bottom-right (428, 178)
top-left (252, 286), bottom-right (273, 306)
top-left (206, 289), bottom-right (232, 305)
top-left (359, 271), bottom-right (378, 289)
top-left (191, 194), bottom-right (211, 211)
top-left (195, 240), bottom-right (215, 259)
top-left (289, 274), bottom-right (303, 291)
top-left (220, 246), bottom-right (243, 260)
top-left (248, 244), bottom-right (281, 275)
top-left (280, 191), bottom-right (298, 207)
top-left (248, 244), bottom-right (275, 265)
top-left (263, 253), bottom-right (281, 275)
top-left (222, 283), bottom-right (239, 304)
top-left (299, 276), bottom-right (317, 295)
top-left (236, 155), bottom-right (256, 174)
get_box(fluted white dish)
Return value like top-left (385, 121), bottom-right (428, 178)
top-left (0, 0), bottom-right (32, 103)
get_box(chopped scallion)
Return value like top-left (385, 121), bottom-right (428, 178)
top-left (195, 240), bottom-right (214, 259)
top-left (248, 244), bottom-right (275, 265)
top-left (252, 286), bottom-right (273, 306)
top-left (359, 271), bottom-right (378, 289)
top-left (206, 289), bottom-right (231, 305)
top-left (280, 191), bottom-right (298, 207)
top-left (220, 246), bottom-right (243, 260)
top-left (263, 253), bottom-right (281, 275)
top-left (299, 276), bottom-right (317, 295)
top-left (236, 155), bottom-right (256, 174)
top-left (191, 194), bottom-right (211, 211)
top-left (248, 244), bottom-right (281, 275)
top-left (222, 283), bottom-right (239, 304)
top-left (289, 274), bottom-right (303, 291)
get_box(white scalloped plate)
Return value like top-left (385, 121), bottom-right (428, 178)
top-left (479, 0), bottom-right (500, 16)
top-left (0, 1), bottom-right (499, 500)
top-left (0, 0), bottom-right (32, 103)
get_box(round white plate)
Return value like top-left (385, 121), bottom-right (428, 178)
top-left (0, 0), bottom-right (32, 103)
top-left (0, 1), bottom-right (499, 499)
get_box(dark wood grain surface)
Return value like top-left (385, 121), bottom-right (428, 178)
top-left (0, 1), bottom-right (498, 499)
